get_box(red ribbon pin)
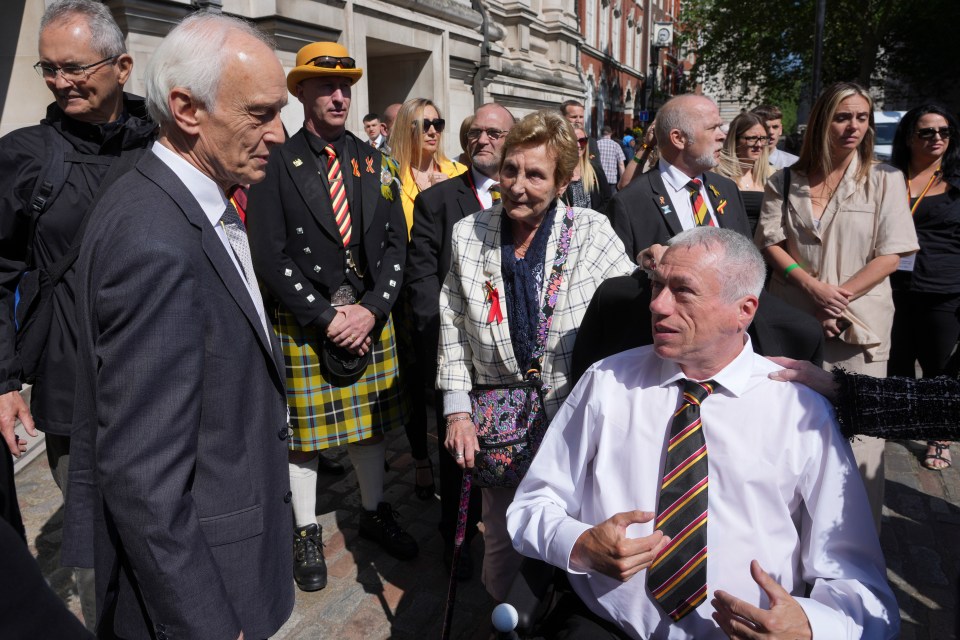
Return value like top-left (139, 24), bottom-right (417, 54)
top-left (484, 281), bottom-right (503, 324)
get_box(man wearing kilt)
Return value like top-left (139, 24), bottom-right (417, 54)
top-left (248, 41), bottom-right (416, 593)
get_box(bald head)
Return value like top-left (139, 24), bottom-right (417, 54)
top-left (655, 94), bottom-right (726, 177)
top-left (381, 102), bottom-right (402, 136)
top-left (469, 102), bottom-right (515, 178)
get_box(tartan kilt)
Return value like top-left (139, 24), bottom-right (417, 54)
top-left (275, 309), bottom-right (409, 451)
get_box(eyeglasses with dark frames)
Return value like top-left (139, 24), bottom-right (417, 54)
top-left (916, 127), bottom-right (953, 140)
top-left (33, 55), bottom-right (119, 82)
top-left (738, 135), bottom-right (769, 145)
top-left (305, 55), bottom-right (357, 69)
top-left (418, 118), bottom-right (446, 133)
top-left (466, 127), bottom-right (508, 141)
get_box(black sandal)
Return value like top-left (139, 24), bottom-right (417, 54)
top-left (923, 441), bottom-right (952, 471)
top-left (414, 458), bottom-right (436, 500)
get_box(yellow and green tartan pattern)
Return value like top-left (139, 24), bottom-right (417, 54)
top-left (275, 309), bottom-right (408, 451)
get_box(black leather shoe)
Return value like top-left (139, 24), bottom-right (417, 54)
top-left (316, 452), bottom-right (346, 476)
top-left (293, 523), bottom-right (327, 591)
top-left (359, 502), bottom-right (419, 560)
top-left (443, 544), bottom-right (474, 581)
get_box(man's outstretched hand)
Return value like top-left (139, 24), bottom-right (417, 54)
top-left (570, 510), bottom-right (670, 581)
top-left (712, 559), bottom-right (812, 639)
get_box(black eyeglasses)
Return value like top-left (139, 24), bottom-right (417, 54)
top-left (738, 135), bottom-right (769, 145)
top-left (33, 55), bottom-right (118, 82)
top-left (305, 55), bottom-right (356, 69)
top-left (418, 118), bottom-right (445, 133)
top-left (917, 127), bottom-right (953, 140)
top-left (466, 127), bottom-right (508, 141)
top-left (577, 137), bottom-right (589, 147)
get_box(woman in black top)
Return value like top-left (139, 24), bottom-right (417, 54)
top-left (886, 104), bottom-right (960, 469)
top-left (714, 112), bottom-right (773, 234)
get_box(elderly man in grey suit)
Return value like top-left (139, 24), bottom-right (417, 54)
top-left (62, 13), bottom-right (293, 640)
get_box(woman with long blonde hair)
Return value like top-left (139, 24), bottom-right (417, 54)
top-left (560, 127), bottom-right (611, 212)
top-left (388, 98), bottom-right (466, 236)
top-left (715, 112), bottom-right (773, 233)
top-left (755, 82), bottom-right (919, 529)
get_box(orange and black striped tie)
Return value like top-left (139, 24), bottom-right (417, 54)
top-left (686, 179), bottom-right (714, 227)
top-left (323, 144), bottom-right (353, 246)
top-left (647, 378), bottom-right (717, 621)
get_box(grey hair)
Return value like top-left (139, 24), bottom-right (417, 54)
top-left (144, 12), bottom-right (274, 127)
top-left (41, 0), bottom-right (126, 58)
top-left (667, 227), bottom-right (766, 302)
top-left (655, 95), bottom-right (700, 148)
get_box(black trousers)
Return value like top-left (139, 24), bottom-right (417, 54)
top-left (540, 588), bottom-right (631, 639)
top-left (889, 287), bottom-right (960, 380)
top-left (0, 445), bottom-right (24, 541)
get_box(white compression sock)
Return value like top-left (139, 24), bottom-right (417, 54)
top-left (347, 439), bottom-right (387, 511)
top-left (289, 458), bottom-right (319, 528)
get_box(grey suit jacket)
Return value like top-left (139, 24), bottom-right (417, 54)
top-left (63, 152), bottom-right (294, 640)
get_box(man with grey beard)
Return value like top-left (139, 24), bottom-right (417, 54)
top-left (404, 102), bottom-right (514, 579)
top-left (606, 94), bottom-right (752, 260)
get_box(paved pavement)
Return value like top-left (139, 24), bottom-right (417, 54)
top-left (14, 428), bottom-right (960, 638)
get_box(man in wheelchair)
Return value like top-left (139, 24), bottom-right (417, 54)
top-left (505, 228), bottom-right (898, 639)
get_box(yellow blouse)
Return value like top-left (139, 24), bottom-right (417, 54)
top-left (399, 158), bottom-right (467, 238)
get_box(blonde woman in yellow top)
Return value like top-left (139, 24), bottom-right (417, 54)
top-left (389, 98), bottom-right (467, 236)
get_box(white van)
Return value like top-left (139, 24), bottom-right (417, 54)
top-left (874, 111), bottom-right (907, 162)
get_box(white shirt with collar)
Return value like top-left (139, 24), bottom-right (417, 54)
top-left (659, 159), bottom-right (719, 229)
top-left (507, 337), bottom-right (899, 640)
top-left (471, 166), bottom-right (498, 210)
top-left (769, 147), bottom-right (799, 169)
top-left (151, 142), bottom-right (271, 341)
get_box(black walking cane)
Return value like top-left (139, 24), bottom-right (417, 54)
top-left (440, 468), bottom-right (473, 639)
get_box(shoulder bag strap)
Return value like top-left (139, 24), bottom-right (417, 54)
top-left (25, 125), bottom-right (68, 268)
top-left (46, 147), bottom-right (145, 284)
top-left (526, 206), bottom-right (576, 378)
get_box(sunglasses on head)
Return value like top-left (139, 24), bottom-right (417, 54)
top-left (305, 55), bottom-right (356, 69)
top-left (418, 118), bottom-right (446, 133)
top-left (577, 137), bottom-right (589, 147)
top-left (916, 127), bottom-right (952, 140)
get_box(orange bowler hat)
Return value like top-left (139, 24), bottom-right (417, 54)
top-left (286, 42), bottom-right (363, 94)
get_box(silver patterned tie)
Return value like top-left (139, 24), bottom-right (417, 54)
top-left (220, 202), bottom-right (265, 316)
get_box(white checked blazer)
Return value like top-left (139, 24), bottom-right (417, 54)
top-left (437, 201), bottom-right (635, 419)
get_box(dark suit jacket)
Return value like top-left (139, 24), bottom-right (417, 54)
top-left (606, 165), bottom-right (751, 260)
top-left (406, 171), bottom-right (481, 334)
top-left (571, 270), bottom-right (824, 383)
top-left (0, 517), bottom-right (93, 639)
top-left (64, 152), bottom-right (294, 640)
top-left (247, 129), bottom-right (407, 331)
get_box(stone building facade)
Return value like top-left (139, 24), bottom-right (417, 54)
top-left (0, 0), bottom-right (590, 156)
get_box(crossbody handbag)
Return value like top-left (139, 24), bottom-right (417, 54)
top-left (468, 206), bottom-right (575, 489)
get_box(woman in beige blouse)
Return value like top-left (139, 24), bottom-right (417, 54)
top-left (755, 82), bottom-right (919, 530)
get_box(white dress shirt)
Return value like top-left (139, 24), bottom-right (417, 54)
top-left (471, 166), bottom-right (498, 210)
top-left (769, 147), bottom-right (799, 169)
top-left (658, 159), bottom-right (718, 229)
top-left (151, 143), bottom-right (271, 340)
top-left (507, 338), bottom-right (899, 639)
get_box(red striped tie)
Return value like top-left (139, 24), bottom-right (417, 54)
top-left (687, 179), bottom-right (714, 227)
top-left (647, 378), bottom-right (717, 621)
top-left (323, 144), bottom-right (353, 246)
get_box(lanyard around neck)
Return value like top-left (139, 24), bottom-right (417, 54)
top-left (907, 165), bottom-right (942, 215)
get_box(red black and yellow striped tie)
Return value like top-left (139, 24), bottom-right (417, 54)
top-left (648, 378), bottom-right (717, 621)
top-left (686, 179), bottom-right (714, 227)
top-left (323, 144), bottom-right (353, 246)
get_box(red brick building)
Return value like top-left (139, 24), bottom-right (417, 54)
top-left (576, 0), bottom-right (683, 136)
